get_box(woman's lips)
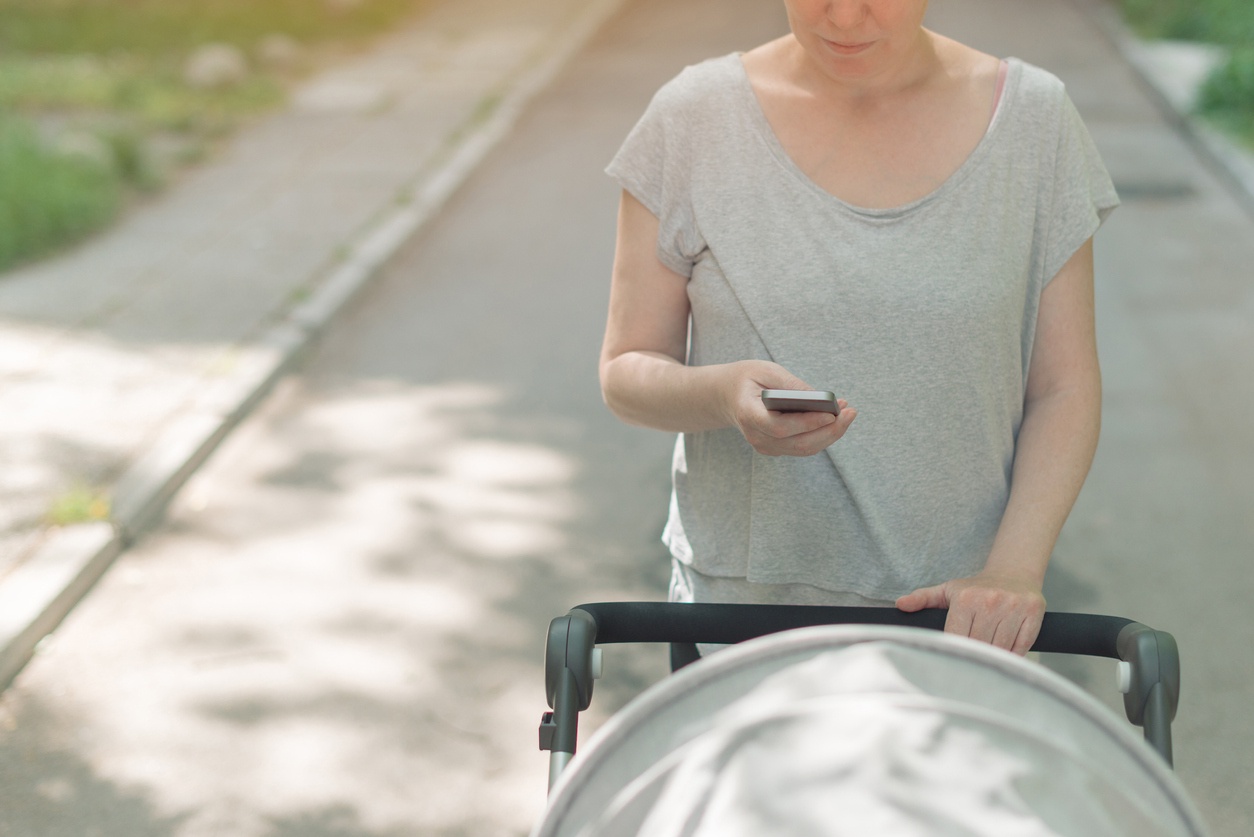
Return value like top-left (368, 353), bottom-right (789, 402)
top-left (823, 39), bottom-right (874, 56)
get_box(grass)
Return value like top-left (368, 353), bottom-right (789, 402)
top-left (0, 0), bottom-right (426, 272)
top-left (1119, 0), bottom-right (1254, 147)
top-left (1198, 50), bottom-right (1254, 148)
top-left (1119, 0), bottom-right (1254, 46)
top-left (45, 483), bottom-right (111, 526)
top-left (0, 0), bottom-right (428, 56)
top-left (0, 117), bottom-right (121, 270)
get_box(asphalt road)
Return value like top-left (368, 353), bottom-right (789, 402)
top-left (2, 0), bottom-right (1252, 835)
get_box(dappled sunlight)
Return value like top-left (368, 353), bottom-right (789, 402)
top-left (432, 440), bottom-right (577, 560)
top-left (287, 379), bottom-right (504, 456)
top-left (0, 376), bottom-right (602, 834)
top-left (0, 0), bottom-right (693, 831)
top-left (0, 696), bottom-right (187, 837)
top-left (444, 516), bottom-right (567, 561)
top-left (0, 321), bottom-right (222, 568)
top-left (252, 380), bottom-right (581, 565)
top-left (439, 440), bottom-right (577, 488)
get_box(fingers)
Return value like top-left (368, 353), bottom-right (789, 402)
top-left (895, 584), bottom-right (946, 613)
top-left (743, 402), bottom-right (857, 457)
top-left (944, 601), bottom-right (975, 638)
top-left (963, 612), bottom-right (1040, 656)
top-left (742, 360), bottom-right (817, 394)
top-left (729, 363), bottom-right (856, 457)
top-left (989, 617), bottom-right (1023, 652)
top-left (939, 578), bottom-right (1045, 656)
top-left (1010, 610), bottom-right (1045, 656)
top-left (760, 407), bottom-right (839, 438)
top-left (892, 575), bottom-right (1049, 656)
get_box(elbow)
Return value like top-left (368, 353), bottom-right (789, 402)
top-left (601, 388), bottom-right (648, 429)
top-left (599, 353), bottom-right (664, 428)
top-left (598, 356), bottom-right (634, 424)
top-left (599, 381), bottom-right (626, 422)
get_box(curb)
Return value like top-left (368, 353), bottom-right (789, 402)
top-left (0, 0), bottom-right (627, 693)
top-left (1074, 0), bottom-right (1254, 222)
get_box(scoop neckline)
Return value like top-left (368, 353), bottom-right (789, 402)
top-left (732, 55), bottom-right (1021, 219)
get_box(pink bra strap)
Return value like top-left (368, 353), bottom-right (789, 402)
top-left (993, 58), bottom-right (1009, 110)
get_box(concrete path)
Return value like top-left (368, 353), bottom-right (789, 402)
top-left (1, 0), bottom-right (1252, 834)
top-left (0, 0), bottom-right (626, 689)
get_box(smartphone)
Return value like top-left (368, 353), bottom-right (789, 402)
top-left (761, 389), bottom-right (840, 414)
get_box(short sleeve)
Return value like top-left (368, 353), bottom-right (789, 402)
top-left (605, 70), bottom-right (707, 278)
top-left (1041, 93), bottom-right (1120, 285)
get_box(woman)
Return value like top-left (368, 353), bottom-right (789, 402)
top-left (599, 0), bottom-right (1118, 655)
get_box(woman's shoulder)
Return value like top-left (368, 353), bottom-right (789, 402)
top-left (649, 53), bottom-right (746, 112)
top-left (932, 35), bottom-right (1067, 109)
top-left (1006, 58), bottom-right (1069, 106)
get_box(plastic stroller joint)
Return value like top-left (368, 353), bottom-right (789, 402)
top-left (545, 608), bottom-right (598, 712)
top-left (541, 609), bottom-right (598, 761)
top-left (1117, 623), bottom-right (1180, 766)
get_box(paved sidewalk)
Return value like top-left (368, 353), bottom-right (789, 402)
top-left (2, 0), bottom-right (1252, 719)
top-left (0, 0), bottom-right (627, 689)
top-left (0, 0), bottom-right (1251, 833)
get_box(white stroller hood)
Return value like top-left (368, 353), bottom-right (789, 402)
top-left (535, 626), bottom-right (1207, 837)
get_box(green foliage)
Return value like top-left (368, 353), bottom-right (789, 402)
top-left (101, 127), bottom-right (162, 191)
top-left (1199, 50), bottom-right (1254, 147)
top-left (0, 55), bottom-right (283, 134)
top-left (0, 55), bottom-right (118, 109)
top-left (44, 482), bottom-right (111, 526)
top-left (0, 0), bottom-right (425, 272)
top-left (0, 117), bottom-right (122, 270)
top-left (1120, 0), bottom-right (1254, 146)
top-left (0, 0), bottom-right (424, 57)
top-left (1120, 0), bottom-right (1254, 47)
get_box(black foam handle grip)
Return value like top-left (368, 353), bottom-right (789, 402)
top-left (571, 602), bottom-right (1135, 658)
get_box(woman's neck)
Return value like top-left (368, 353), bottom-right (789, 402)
top-left (781, 28), bottom-right (946, 108)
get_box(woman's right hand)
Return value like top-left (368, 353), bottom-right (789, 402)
top-left (724, 361), bottom-right (856, 457)
top-left (601, 192), bottom-right (855, 448)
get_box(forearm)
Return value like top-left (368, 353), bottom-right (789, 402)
top-left (600, 351), bottom-right (742, 432)
top-left (984, 380), bottom-right (1102, 586)
top-left (898, 240), bottom-right (1100, 654)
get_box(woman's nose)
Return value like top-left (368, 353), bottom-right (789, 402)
top-left (826, 0), bottom-right (868, 30)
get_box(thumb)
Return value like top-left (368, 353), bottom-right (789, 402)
top-left (775, 369), bottom-right (814, 390)
top-left (896, 584), bottom-right (949, 613)
top-left (753, 363), bottom-right (813, 392)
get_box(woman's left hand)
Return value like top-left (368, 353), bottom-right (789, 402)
top-left (895, 572), bottom-right (1046, 656)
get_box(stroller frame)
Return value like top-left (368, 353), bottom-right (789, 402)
top-left (539, 603), bottom-right (1181, 790)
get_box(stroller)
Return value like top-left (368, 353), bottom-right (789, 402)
top-left (533, 603), bottom-right (1207, 836)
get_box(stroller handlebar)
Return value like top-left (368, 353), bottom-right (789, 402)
top-left (572, 602), bottom-right (1139, 652)
top-left (540, 603), bottom-right (1179, 777)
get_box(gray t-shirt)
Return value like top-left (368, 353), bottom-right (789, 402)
top-left (606, 54), bottom-right (1119, 599)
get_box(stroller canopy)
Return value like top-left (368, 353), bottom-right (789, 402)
top-left (535, 626), bottom-right (1207, 837)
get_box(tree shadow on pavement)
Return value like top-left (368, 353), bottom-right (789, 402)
top-left (0, 698), bottom-right (188, 837)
